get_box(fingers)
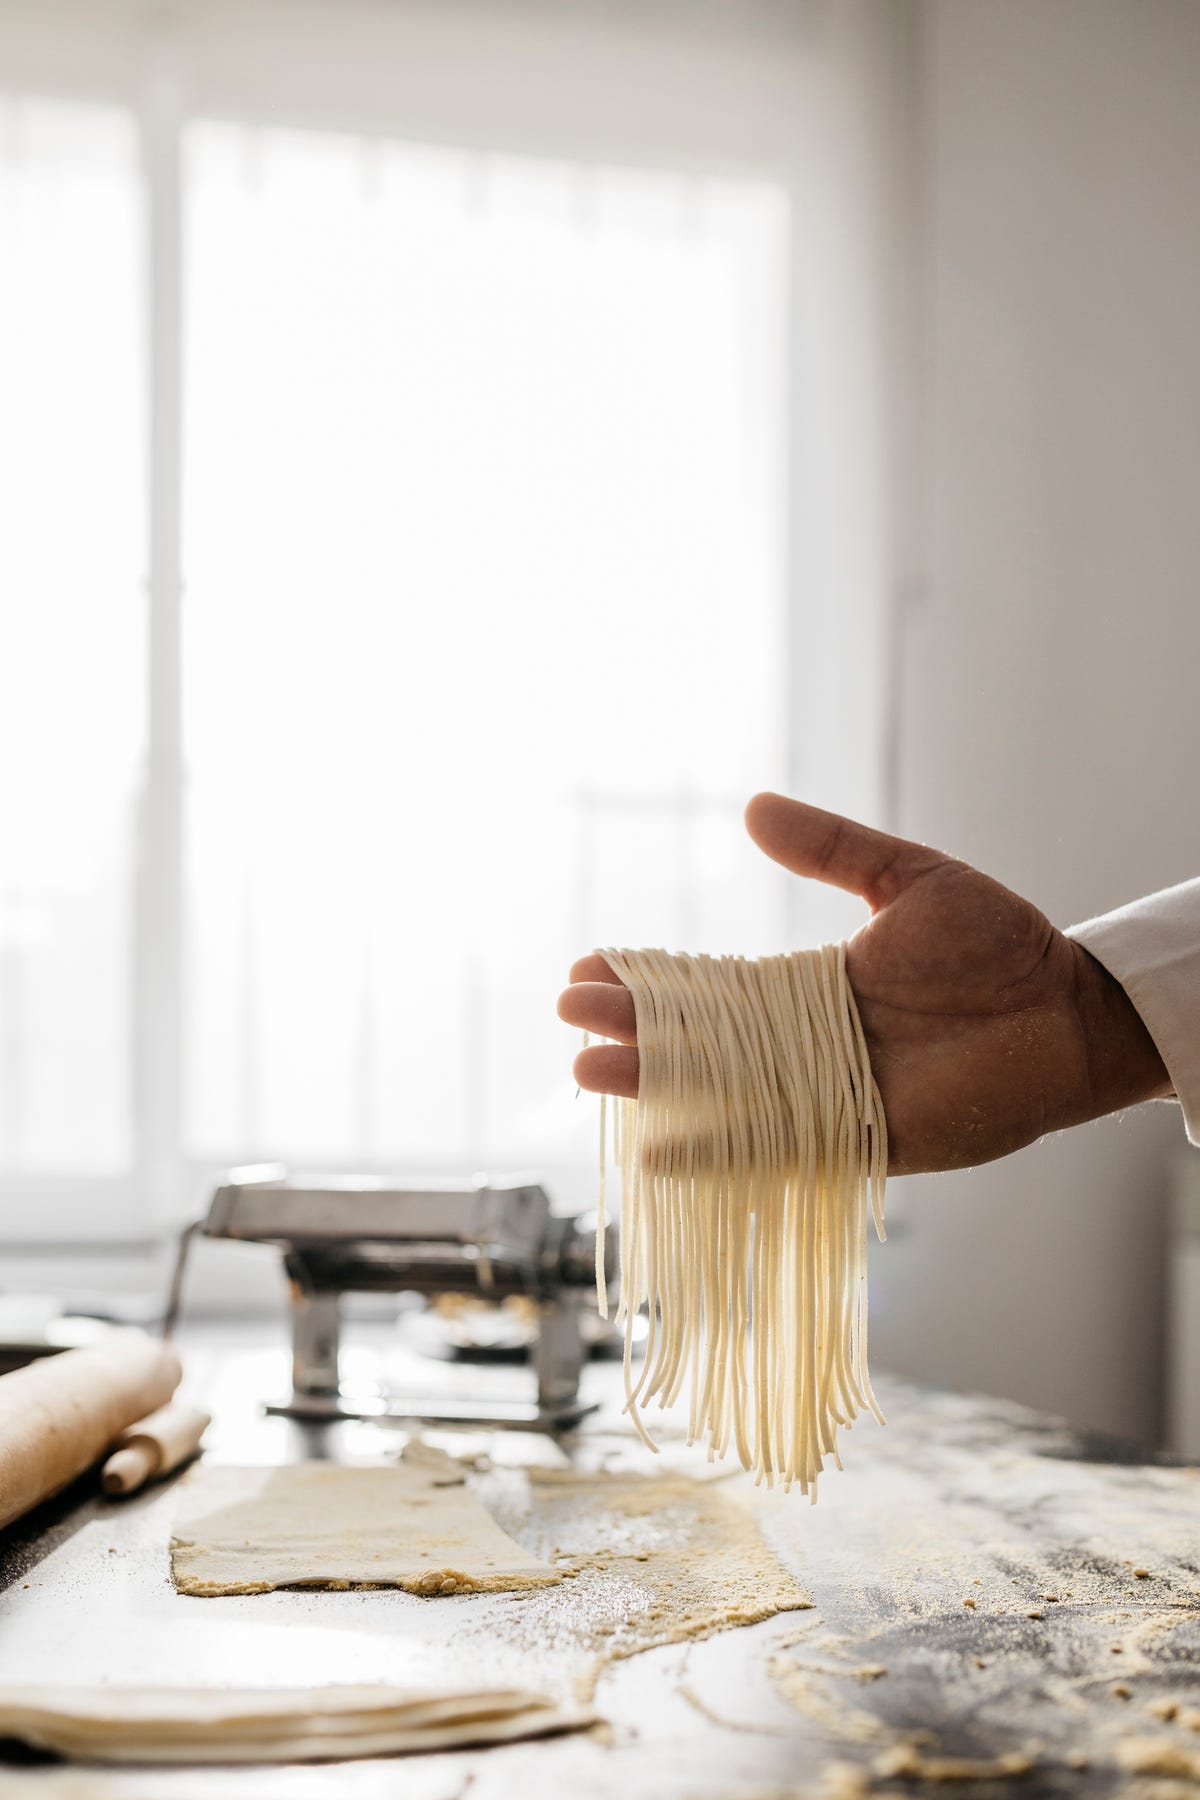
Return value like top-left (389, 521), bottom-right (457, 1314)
top-left (568, 953), bottom-right (623, 985)
top-left (574, 1043), bottom-right (640, 1099)
top-left (561, 954), bottom-right (637, 1092)
top-left (557, 981), bottom-right (637, 1043)
top-left (744, 792), bottom-right (945, 912)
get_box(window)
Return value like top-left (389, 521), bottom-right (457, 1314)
top-left (1, 59), bottom-right (794, 1238)
top-left (0, 99), bottom-right (146, 1218)
top-left (183, 126), bottom-right (790, 1187)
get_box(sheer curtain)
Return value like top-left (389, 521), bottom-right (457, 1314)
top-left (183, 126), bottom-right (789, 1200)
top-left (0, 0), bottom-right (904, 1242)
top-left (0, 98), bottom-right (145, 1195)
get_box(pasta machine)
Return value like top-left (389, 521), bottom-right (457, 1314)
top-left (165, 1167), bottom-right (614, 1431)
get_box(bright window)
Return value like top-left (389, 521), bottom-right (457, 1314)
top-left (0, 98), bottom-right (145, 1191)
top-left (0, 94), bottom-right (790, 1232)
top-left (183, 126), bottom-right (790, 1184)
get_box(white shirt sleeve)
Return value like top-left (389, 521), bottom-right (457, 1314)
top-left (1066, 879), bottom-right (1200, 1146)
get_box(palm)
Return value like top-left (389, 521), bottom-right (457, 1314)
top-left (842, 857), bottom-right (1084, 1173)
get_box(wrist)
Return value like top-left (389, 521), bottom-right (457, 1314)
top-left (1069, 939), bottom-right (1172, 1123)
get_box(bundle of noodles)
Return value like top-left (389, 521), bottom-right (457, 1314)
top-left (595, 944), bottom-right (887, 1498)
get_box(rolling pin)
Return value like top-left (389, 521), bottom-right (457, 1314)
top-left (101, 1401), bottom-right (210, 1496)
top-left (0, 1336), bottom-right (181, 1530)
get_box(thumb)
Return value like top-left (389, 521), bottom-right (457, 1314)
top-left (744, 793), bottom-right (943, 913)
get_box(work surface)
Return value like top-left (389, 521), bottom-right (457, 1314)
top-left (3, 1333), bottom-right (1200, 1799)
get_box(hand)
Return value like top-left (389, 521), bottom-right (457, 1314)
top-left (557, 793), bottom-right (1171, 1176)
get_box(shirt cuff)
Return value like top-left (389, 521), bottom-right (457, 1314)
top-left (1067, 879), bottom-right (1200, 1147)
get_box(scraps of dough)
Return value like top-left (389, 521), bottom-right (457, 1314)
top-left (170, 1461), bottom-right (557, 1597)
top-left (0, 1684), bottom-right (590, 1764)
top-left (463, 1466), bottom-right (813, 1701)
top-left (597, 944), bottom-right (887, 1495)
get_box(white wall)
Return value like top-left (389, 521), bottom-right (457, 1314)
top-left (876, 0), bottom-right (1200, 1441)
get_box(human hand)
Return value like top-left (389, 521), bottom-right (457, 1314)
top-left (557, 793), bottom-right (1170, 1176)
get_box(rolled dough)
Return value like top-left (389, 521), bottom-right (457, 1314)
top-left (170, 1462), bottom-right (557, 1597)
top-left (0, 1683), bottom-right (590, 1763)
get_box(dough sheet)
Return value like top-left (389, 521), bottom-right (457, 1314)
top-left (0, 1682), bottom-right (589, 1764)
top-left (170, 1460), bottom-right (557, 1597)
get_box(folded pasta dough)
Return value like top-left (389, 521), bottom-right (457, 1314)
top-left (170, 1461), bottom-right (557, 1596)
top-left (0, 1683), bottom-right (591, 1763)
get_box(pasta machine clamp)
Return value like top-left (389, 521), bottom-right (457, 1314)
top-left (165, 1167), bottom-right (614, 1431)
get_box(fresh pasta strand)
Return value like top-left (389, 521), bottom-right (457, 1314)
top-left (596, 945), bottom-right (887, 1498)
top-left (587, 1031), bottom-right (610, 1322)
top-left (596, 1088), bottom-right (608, 1320)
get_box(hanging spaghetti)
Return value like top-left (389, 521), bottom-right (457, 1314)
top-left (596, 944), bottom-right (887, 1498)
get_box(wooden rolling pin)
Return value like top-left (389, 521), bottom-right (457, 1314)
top-left (0, 1336), bottom-right (181, 1530)
top-left (101, 1401), bottom-right (210, 1496)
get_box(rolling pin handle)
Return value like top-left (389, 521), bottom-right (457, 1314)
top-left (102, 1402), bottom-right (210, 1496)
top-left (101, 1441), bottom-right (159, 1496)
